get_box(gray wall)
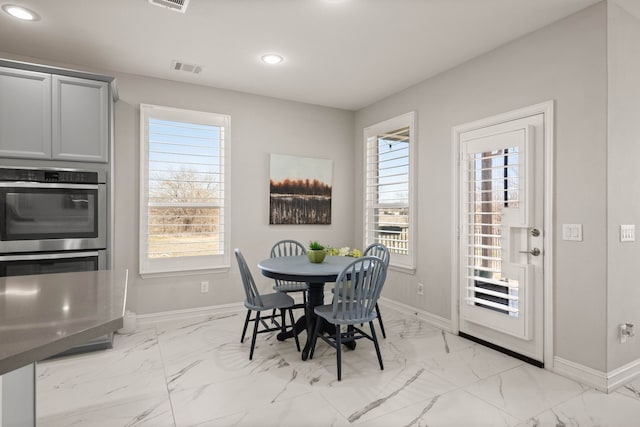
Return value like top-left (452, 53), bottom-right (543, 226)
top-left (112, 73), bottom-right (356, 314)
top-left (607, 2), bottom-right (640, 371)
top-left (354, 3), bottom-right (609, 371)
top-left (3, 0), bottom-right (640, 375)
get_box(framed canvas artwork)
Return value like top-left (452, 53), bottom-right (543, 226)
top-left (269, 154), bottom-right (332, 225)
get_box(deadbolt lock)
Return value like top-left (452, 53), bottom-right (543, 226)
top-left (530, 228), bottom-right (540, 237)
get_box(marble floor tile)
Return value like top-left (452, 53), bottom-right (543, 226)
top-left (463, 364), bottom-right (589, 421)
top-left (37, 367), bottom-right (168, 418)
top-left (192, 391), bottom-right (351, 427)
top-left (169, 369), bottom-right (313, 426)
top-left (159, 324), bottom-right (301, 392)
top-left (37, 391), bottom-right (175, 427)
top-left (421, 343), bottom-right (524, 388)
top-left (516, 389), bottom-right (640, 427)
top-left (376, 312), bottom-right (475, 359)
top-left (316, 362), bottom-right (457, 424)
top-left (34, 306), bottom-right (640, 427)
top-left (617, 377), bottom-right (640, 401)
top-left (353, 389), bottom-right (519, 427)
top-left (37, 328), bottom-right (163, 387)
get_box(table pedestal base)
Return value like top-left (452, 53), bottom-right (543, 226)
top-left (276, 281), bottom-right (355, 360)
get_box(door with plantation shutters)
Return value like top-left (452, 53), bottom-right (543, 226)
top-left (458, 113), bottom-right (544, 364)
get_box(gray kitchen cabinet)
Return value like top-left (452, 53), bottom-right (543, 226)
top-left (0, 67), bottom-right (109, 163)
top-left (0, 66), bottom-right (52, 160)
top-left (52, 75), bottom-right (109, 163)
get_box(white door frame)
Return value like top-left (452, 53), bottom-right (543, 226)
top-left (451, 100), bottom-right (555, 368)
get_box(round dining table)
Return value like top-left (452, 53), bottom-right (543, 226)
top-left (257, 255), bottom-right (356, 360)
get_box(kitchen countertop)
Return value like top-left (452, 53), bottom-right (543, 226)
top-left (0, 270), bottom-right (127, 375)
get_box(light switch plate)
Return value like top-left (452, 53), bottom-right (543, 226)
top-left (621, 225), bottom-right (635, 242)
top-left (562, 224), bottom-right (583, 241)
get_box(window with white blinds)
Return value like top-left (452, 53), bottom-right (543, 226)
top-left (139, 104), bottom-right (230, 275)
top-left (363, 112), bottom-right (416, 270)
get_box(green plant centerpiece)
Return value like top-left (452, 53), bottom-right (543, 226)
top-left (307, 241), bottom-right (326, 263)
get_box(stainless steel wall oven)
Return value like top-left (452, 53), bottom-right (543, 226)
top-left (0, 250), bottom-right (107, 277)
top-left (0, 167), bottom-right (106, 254)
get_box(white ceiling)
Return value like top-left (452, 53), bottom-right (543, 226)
top-left (0, 0), bottom-right (635, 110)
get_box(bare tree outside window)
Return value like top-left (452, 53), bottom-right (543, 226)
top-left (148, 168), bottom-right (222, 258)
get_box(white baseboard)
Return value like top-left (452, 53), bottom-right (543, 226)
top-left (553, 356), bottom-right (608, 392)
top-left (607, 358), bottom-right (640, 392)
top-left (553, 356), bottom-right (640, 393)
top-left (378, 297), bottom-right (453, 333)
top-left (136, 302), bottom-right (244, 326)
top-left (135, 297), bottom-right (454, 334)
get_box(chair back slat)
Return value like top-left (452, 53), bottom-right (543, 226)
top-left (270, 240), bottom-right (307, 287)
top-left (364, 243), bottom-right (390, 303)
top-left (364, 243), bottom-right (390, 267)
top-left (332, 256), bottom-right (387, 321)
top-left (235, 248), bottom-right (264, 307)
top-left (270, 239), bottom-right (307, 257)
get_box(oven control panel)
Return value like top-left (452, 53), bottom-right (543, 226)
top-left (0, 168), bottom-right (99, 184)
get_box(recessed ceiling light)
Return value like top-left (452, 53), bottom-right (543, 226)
top-left (261, 54), bottom-right (284, 65)
top-left (2, 4), bottom-right (40, 21)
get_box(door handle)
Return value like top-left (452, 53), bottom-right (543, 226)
top-left (519, 248), bottom-right (541, 256)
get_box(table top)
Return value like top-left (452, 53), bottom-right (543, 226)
top-left (0, 270), bottom-right (128, 375)
top-left (258, 255), bottom-right (356, 283)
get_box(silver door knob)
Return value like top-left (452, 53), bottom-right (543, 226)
top-left (520, 248), bottom-right (541, 256)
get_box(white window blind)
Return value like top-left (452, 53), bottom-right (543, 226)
top-left (464, 147), bottom-right (521, 317)
top-left (364, 112), bottom-right (416, 270)
top-left (140, 104), bottom-right (230, 275)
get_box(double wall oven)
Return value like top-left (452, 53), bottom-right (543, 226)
top-left (0, 166), bottom-right (110, 354)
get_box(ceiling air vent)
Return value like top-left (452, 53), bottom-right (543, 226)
top-left (172, 60), bottom-right (202, 74)
top-left (148, 0), bottom-right (190, 13)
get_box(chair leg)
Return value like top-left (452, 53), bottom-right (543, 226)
top-left (336, 325), bottom-right (342, 381)
top-left (249, 311), bottom-right (261, 360)
top-left (241, 309), bottom-right (251, 343)
top-left (280, 309), bottom-right (286, 334)
top-left (309, 315), bottom-right (323, 360)
top-left (289, 308), bottom-right (300, 352)
top-left (369, 321), bottom-right (384, 371)
top-left (375, 303), bottom-right (386, 339)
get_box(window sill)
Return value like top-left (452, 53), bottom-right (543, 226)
top-left (389, 264), bottom-right (416, 275)
top-left (140, 265), bottom-right (231, 279)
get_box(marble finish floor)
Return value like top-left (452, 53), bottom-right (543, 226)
top-left (36, 307), bottom-right (640, 426)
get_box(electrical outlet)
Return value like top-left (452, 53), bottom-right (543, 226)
top-left (620, 323), bottom-right (635, 343)
top-left (200, 281), bottom-right (209, 293)
top-left (417, 282), bottom-right (424, 296)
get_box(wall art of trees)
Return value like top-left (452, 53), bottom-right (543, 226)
top-left (269, 178), bottom-right (332, 224)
